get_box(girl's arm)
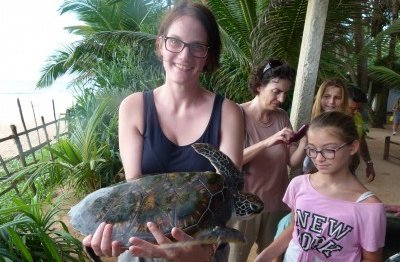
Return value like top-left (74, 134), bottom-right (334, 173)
top-left (361, 248), bottom-right (382, 262)
top-left (255, 212), bottom-right (294, 262)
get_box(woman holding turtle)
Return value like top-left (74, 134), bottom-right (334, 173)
top-left (82, 1), bottom-right (243, 261)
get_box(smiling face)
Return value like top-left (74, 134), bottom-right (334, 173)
top-left (158, 15), bottom-right (208, 86)
top-left (257, 78), bottom-right (291, 111)
top-left (321, 86), bottom-right (345, 112)
top-left (307, 126), bottom-right (358, 175)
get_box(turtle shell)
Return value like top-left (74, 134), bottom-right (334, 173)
top-left (69, 171), bottom-right (232, 247)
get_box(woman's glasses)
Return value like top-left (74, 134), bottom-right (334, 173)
top-left (263, 59), bottom-right (283, 74)
top-left (160, 36), bottom-right (209, 58)
top-left (304, 142), bottom-right (350, 160)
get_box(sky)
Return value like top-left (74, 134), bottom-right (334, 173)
top-left (0, 0), bottom-right (79, 94)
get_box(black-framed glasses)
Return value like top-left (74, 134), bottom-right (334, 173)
top-left (263, 59), bottom-right (283, 74)
top-left (305, 142), bottom-right (350, 160)
top-left (160, 36), bottom-right (209, 58)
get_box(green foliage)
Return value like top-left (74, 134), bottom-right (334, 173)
top-left (4, 99), bottom-right (123, 195)
top-left (37, 0), bottom-right (166, 88)
top-left (0, 195), bottom-right (85, 261)
top-left (369, 66), bottom-right (400, 88)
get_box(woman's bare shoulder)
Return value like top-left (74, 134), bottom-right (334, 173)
top-left (120, 92), bottom-right (144, 110)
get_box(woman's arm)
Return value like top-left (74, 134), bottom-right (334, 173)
top-left (118, 93), bottom-right (145, 181)
top-left (288, 137), bottom-right (307, 168)
top-left (361, 248), bottom-right (383, 262)
top-left (243, 127), bottom-right (294, 165)
top-left (219, 99), bottom-right (244, 169)
top-left (359, 135), bottom-right (375, 182)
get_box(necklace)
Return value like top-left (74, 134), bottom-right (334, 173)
top-left (257, 116), bottom-right (273, 127)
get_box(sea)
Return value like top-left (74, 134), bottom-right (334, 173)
top-left (0, 81), bottom-right (75, 129)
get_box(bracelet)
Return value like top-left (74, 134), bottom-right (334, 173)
top-left (367, 160), bottom-right (374, 165)
top-left (205, 244), bottom-right (218, 262)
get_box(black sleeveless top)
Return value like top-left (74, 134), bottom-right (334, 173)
top-left (141, 91), bottom-right (224, 174)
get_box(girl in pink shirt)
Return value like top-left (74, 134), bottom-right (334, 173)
top-left (256, 111), bottom-right (386, 261)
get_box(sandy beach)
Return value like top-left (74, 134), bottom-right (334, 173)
top-left (0, 92), bottom-right (74, 159)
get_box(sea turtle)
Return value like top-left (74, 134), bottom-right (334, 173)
top-left (69, 143), bottom-right (264, 248)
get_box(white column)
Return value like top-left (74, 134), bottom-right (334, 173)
top-left (290, 0), bottom-right (329, 129)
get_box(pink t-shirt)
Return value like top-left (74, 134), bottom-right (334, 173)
top-left (283, 174), bottom-right (386, 261)
top-left (242, 104), bottom-right (297, 212)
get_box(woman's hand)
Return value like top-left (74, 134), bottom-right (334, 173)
top-left (129, 222), bottom-right (215, 261)
top-left (82, 222), bottom-right (125, 257)
top-left (385, 205), bottom-right (400, 218)
top-left (365, 163), bottom-right (376, 182)
top-left (83, 222), bottom-right (215, 261)
top-left (262, 127), bottom-right (294, 148)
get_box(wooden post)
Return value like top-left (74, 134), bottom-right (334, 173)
top-left (52, 99), bottom-right (57, 122)
top-left (0, 155), bottom-right (11, 177)
top-left (384, 136), bottom-right (390, 160)
top-left (17, 98), bottom-right (37, 163)
top-left (41, 116), bottom-right (55, 160)
top-left (0, 155), bottom-right (20, 195)
top-left (31, 101), bottom-right (43, 158)
top-left (10, 125), bottom-right (36, 195)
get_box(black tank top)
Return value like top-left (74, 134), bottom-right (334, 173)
top-left (141, 91), bottom-right (223, 174)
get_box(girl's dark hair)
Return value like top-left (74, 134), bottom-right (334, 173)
top-left (156, 0), bottom-right (221, 73)
top-left (310, 111), bottom-right (360, 172)
top-left (248, 58), bottom-right (296, 95)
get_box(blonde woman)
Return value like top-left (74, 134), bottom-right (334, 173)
top-left (311, 78), bottom-right (350, 119)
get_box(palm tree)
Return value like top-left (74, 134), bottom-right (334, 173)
top-left (206, 0), bottom-right (374, 104)
top-left (37, 0), bottom-right (167, 90)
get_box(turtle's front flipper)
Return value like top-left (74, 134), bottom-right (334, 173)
top-left (233, 192), bottom-right (264, 219)
top-left (160, 226), bottom-right (245, 248)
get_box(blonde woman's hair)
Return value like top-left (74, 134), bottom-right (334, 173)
top-left (311, 78), bottom-right (350, 119)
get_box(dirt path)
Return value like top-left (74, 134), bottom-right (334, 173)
top-left (357, 126), bottom-right (400, 205)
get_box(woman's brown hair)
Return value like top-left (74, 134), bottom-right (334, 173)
top-left (155, 0), bottom-right (221, 73)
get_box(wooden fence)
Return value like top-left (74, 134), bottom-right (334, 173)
top-left (0, 98), bottom-right (69, 197)
top-left (383, 136), bottom-right (400, 161)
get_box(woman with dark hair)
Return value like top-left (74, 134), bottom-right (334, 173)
top-left (229, 59), bottom-right (306, 262)
top-left (82, 1), bottom-right (243, 261)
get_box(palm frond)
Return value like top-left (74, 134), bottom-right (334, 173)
top-left (369, 66), bottom-right (400, 88)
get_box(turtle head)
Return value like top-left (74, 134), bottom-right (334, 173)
top-left (192, 143), bottom-right (243, 191)
top-left (233, 192), bottom-right (264, 219)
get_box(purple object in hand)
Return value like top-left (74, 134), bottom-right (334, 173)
top-left (289, 124), bottom-right (309, 143)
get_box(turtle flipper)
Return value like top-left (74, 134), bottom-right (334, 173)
top-left (233, 192), bottom-right (264, 219)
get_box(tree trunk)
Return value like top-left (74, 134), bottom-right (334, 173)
top-left (354, 3), bottom-right (368, 92)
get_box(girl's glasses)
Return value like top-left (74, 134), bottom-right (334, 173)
top-left (305, 142), bottom-right (350, 160)
top-left (160, 35), bottom-right (209, 58)
top-left (263, 59), bottom-right (283, 74)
